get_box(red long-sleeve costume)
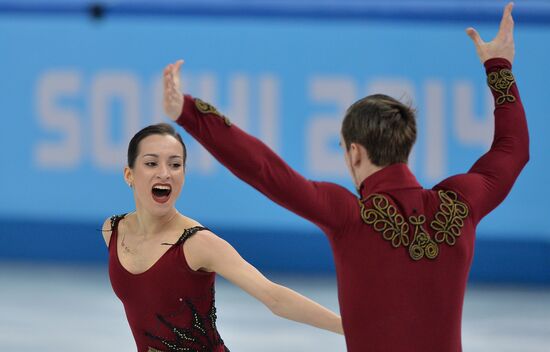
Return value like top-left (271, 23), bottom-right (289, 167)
top-left (176, 58), bottom-right (528, 351)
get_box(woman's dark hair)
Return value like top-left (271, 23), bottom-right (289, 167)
top-left (127, 123), bottom-right (187, 168)
top-left (341, 94), bottom-right (417, 166)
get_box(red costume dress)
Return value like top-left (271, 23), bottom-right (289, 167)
top-left (108, 214), bottom-right (229, 352)
top-left (176, 58), bottom-right (528, 351)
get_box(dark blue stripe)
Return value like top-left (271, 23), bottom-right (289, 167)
top-left (1, 3), bottom-right (550, 25)
top-left (1, 218), bottom-right (549, 284)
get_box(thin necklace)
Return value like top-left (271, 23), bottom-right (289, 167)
top-left (121, 211), bottom-right (179, 255)
top-left (121, 231), bottom-right (136, 255)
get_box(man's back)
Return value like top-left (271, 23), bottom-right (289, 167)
top-left (329, 165), bottom-right (473, 351)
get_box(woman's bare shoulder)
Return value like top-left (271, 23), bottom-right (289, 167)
top-left (101, 213), bottom-right (130, 247)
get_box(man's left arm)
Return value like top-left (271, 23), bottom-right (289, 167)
top-left (436, 3), bottom-right (529, 223)
top-left (437, 58), bottom-right (529, 223)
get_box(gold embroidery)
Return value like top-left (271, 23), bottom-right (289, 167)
top-left (359, 191), bottom-right (469, 261)
top-left (409, 215), bottom-right (439, 261)
top-left (147, 348), bottom-right (164, 352)
top-left (194, 98), bottom-right (232, 126)
top-left (487, 69), bottom-right (516, 105)
top-left (430, 190), bottom-right (469, 246)
top-left (359, 195), bottom-right (410, 248)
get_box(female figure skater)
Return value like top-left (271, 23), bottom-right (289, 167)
top-left (101, 123), bottom-right (343, 352)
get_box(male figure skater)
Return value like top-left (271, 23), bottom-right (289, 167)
top-left (163, 3), bottom-right (528, 351)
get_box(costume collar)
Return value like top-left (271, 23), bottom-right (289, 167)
top-left (358, 163), bottom-right (422, 199)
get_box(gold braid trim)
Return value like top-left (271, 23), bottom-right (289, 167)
top-left (359, 191), bottom-right (469, 261)
top-left (147, 348), bottom-right (165, 352)
top-left (409, 215), bottom-right (439, 261)
top-left (430, 190), bottom-right (469, 246)
top-left (487, 68), bottom-right (516, 105)
top-left (359, 195), bottom-right (410, 248)
top-left (194, 98), bottom-right (232, 126)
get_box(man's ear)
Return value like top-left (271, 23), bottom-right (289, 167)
top-left (350, 142), bottom-right (372, 169)
top-left (349, 143), bottom-right (362, 168)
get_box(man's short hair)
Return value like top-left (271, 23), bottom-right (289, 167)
top-left (341, 94), bottom-right (417, 166)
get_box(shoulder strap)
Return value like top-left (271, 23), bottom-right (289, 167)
top-left (109, 213), bottom-right (127, 232)
top-left (165, 226), bottom-right (209, 246)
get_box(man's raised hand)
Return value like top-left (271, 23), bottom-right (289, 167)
top-left (163, 59), bottom-right (185, 121)
top-left (466, 2), bottom-right (515, 64)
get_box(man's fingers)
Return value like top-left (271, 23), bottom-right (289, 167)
top-left (499, 2), bottom-right (514, 34)
top-left (163, 69), bottom-right (174, 88)
top-left (499, 3), bottom-right (514, 31)
top-left (466, 27), bottom-right (484, 47)
top-left (173, 59), bottom-right (184, 75)
top-left (497, 3), bottom-right (514, 41)
top-left (163, 60), bottom-right (184, 100)
top-left (163, 66), bottom-right (177, 87)
top-left (504, 2), bottom-right (514, 20)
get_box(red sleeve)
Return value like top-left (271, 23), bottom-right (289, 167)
top-left (435, 58), bottom-right (529, 224)
top-left (176, 96), bottom-right (356, 233)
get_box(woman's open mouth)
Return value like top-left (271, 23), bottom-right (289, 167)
top-left (151, 184), bottom-right (172, 204)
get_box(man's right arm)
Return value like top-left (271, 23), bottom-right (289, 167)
top-left (174, 94), bottom-right (355, 233)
